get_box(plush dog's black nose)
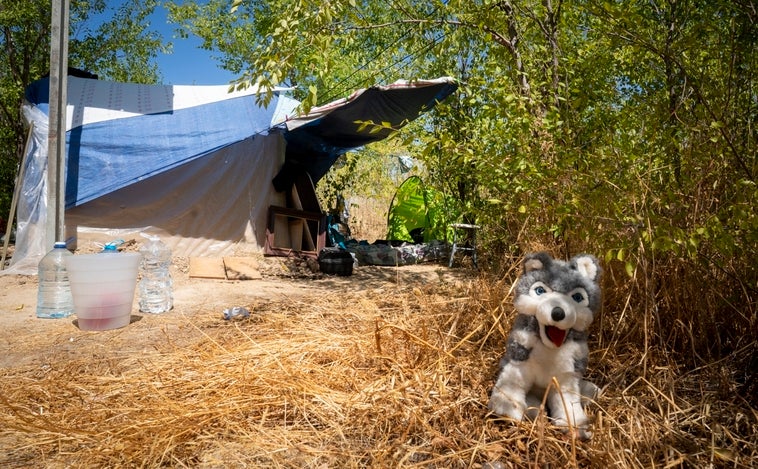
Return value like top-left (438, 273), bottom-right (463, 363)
top-left (551, 307), bottom-right (565, 321)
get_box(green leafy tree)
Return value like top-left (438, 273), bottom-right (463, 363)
top-left (69, 0), bottom-right (167, 83)
top-left (171, 0), bottom-right (755, 368)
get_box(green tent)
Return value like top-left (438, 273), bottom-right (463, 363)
top-left (386, 176), bottom-right (453, 243)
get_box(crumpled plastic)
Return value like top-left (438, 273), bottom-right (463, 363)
top-left (222, 306), bottom-right (250, 320)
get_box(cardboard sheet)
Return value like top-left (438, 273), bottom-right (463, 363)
top-left (223, 257), bottom-right (262, 280)
top-left (189, 257), bottom-right (227, 279)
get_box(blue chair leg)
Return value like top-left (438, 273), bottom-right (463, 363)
top-left (472, 233), bottom-right (478, 268)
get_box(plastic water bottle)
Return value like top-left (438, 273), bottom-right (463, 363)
top-left (138, 234), bottom-right (173, 313)
top-left (36, 242), bottom-right (75, 318)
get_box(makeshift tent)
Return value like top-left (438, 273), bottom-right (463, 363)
top-left (4, 76), bottom-right (457, 275)
top-left (386, 176), bottom-right (454, 243)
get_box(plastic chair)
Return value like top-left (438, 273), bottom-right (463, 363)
top-left (448, 223), bottom-right (480, 268)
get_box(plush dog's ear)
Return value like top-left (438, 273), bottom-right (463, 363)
top-left (523, 252), bottom-right (553, 273)
top-left (571, 255), bottom-right (600, 281)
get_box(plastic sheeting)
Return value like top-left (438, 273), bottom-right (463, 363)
top-left (8, 105), bottom-right (50, 275)
top-left (66, 135), bottom-right (288, 258)
top-left (25, 77), bottom-right (285, 129)
top-left (5, 133), bottom-right (287, 275)
top-left (3, 76), bottom-right (457, 275)
top-left (4, 78), bottom-right (293, 275)
top-left (21, 77), bottom-right (296, 208)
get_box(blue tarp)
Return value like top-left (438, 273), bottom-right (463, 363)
top-left (24, 77), bottom-right (291, 207)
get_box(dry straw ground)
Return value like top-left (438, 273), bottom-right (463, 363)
top-left (0, 255), bottom-right (755, 468)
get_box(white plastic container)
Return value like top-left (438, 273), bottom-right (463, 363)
top-left (64, 252), bottom-right (141, 331)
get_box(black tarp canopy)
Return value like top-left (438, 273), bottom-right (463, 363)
top-left (274, 77), bottom-right (458, 191)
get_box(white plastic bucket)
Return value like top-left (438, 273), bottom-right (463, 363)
top-left (64, 252), bottom-right (141, 331)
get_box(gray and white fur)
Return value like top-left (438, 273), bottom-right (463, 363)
top-left (488, 252), bottom-right (601, 439)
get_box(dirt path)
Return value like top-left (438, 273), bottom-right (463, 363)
top-left (0, 257), bottom-right (473, 369)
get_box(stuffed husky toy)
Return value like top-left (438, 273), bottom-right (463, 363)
top-left (488, 252), bottom-right (601, 439)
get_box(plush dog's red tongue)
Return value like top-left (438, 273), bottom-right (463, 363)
top-left (546, 326), bottom-right (567, 347)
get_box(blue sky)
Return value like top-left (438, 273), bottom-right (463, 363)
top-left (89, 1), bottom-right (238, 85)
top-left (149, 4), bottom-right (239, 85)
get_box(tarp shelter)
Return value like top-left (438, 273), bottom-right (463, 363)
top-left (386, 176), bottom-right (453, 243)
top-left (4, 76), bottom-right (457, 274)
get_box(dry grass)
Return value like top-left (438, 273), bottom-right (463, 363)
top-left (346, 196), bottom-right (392, 243)
top-left (0, 274), bottom-right (755, 468)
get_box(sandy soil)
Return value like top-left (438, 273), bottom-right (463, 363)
top-left (0, 255), bottom-right (472, 370)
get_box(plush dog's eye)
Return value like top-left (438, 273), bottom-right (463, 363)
top-left (569, 288), bottom-right (588, 304)
top-left (530, 282), bottom-right (550, 296)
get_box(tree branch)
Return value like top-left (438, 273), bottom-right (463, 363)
top-left (347, 14), bottom-right (532, 99)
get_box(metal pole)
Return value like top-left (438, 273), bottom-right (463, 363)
top-left (47, 0), bottom-right (70, 247)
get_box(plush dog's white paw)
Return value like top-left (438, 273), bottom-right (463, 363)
top-left (488, 390), bottom-right (526, 421)
top-left (577, 427), bottom-right (593, 441)
top-left (553, 417), bottom-right (593, 440)
top-left (580, 379), bottom-right (600, 404)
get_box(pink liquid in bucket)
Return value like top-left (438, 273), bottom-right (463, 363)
top-left (64, 252), bottom-right (141, 331)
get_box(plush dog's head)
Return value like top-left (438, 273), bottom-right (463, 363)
top-left (513, 252), bottom-right (601, 349)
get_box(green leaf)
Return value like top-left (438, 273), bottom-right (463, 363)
top-left (625, 261), bottom-right (635, 278)
top-left (616, 248), bottom-right (625, 261)
top-left (605, 249), bottom-right (614, 264)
